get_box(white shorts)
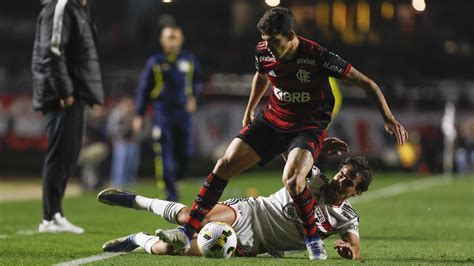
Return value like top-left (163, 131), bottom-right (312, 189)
top-left (220, 198), bottom-right (259, 256)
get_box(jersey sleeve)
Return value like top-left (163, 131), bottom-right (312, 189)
top-left (135, 56), bottom-right (156, 116)
top-left (191, 55), bottom-right (202, 97)
top-left (42, 3), bottom-right (75, 99)
top-left (318, 49), bottom-right (352, 79)
top-left (338, 219), bottom-right (359, 238)
top-left (255, 55), bottom-right (264, 73)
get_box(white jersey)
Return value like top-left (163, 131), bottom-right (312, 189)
top-left (226, 167), bottom-right (359, 257)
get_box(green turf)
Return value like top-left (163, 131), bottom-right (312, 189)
top-left (0, 172), bottom-right (473, 265)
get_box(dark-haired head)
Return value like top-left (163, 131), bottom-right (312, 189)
top-left (339, 156), bottom-right (372, 194)
top-left (257, 7), bottom-right (296, 38)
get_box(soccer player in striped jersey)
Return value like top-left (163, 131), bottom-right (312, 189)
top-left (154, 7), bottom-right (407, 260)
top-left (99, 138), bottom-right (370, 260)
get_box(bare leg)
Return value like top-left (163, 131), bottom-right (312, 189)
top-left (180, 138), bottom-right (260, 238)
top-left (212, 138), bottom-right (261, 180)
top-left (153, 204), bottom-right (237, 256)
top-left (282, 148), bottom-right (314, 196)
top-left (176, 204), bottom-right (236, 227)
top-left (282, 148), bottom-right (321, 239)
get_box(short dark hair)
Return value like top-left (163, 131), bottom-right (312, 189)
top-left (339, 156), bottom-right (372, 193)
top-left (257, 7), bottom-right (296, 38)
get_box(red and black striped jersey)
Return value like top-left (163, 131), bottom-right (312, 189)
top-left (254, 36), bottom-right (351, 131)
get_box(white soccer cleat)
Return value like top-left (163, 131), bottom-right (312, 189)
top-left (155, 226), bottom-right (190, 255)
top-left (38, 213), bottom-right (84, 234)
top-left (102, 234), bottom-right (139, 252)
top-left (305, 237), bottom-right (328, 260)
top-left (38, 220), bottom-right (62, 233)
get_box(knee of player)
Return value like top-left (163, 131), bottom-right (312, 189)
top-left (284, 175), bottom-right (305, 195)
top-left (176, 208), bottom-right (190, 225)
top-left (214, 157), bottom-right (233, 174)
top-left (200, 217), bottom-right (211, 228)
top-left (284, 177), bottom-right (298, 193)
top-left (151, 241), bottom-right (170, 255)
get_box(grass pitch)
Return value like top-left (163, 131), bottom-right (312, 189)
top-left (0, 171), bottom-right (473, 265)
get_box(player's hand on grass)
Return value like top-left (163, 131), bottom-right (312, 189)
top-left (60, 95), bottom-right (74, 109)
top-left (321, 137), bottom-right (349, 156)
top-left (384, 119), bottom-right (408, 145)
top-left (334, 239), bottom-right (354, 260)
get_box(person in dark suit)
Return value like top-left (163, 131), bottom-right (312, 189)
top-left (32, 0), bottom-right (104, 234)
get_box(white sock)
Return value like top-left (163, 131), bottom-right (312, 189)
top-left (134, 195), bottom-right (154, 210)
top-left (134, 195), bottom-right (186, 224)
top-left (134, 232), bottom-right (161, 254)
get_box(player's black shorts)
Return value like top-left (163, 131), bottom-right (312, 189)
top-left (237, 112), bottom-right (327, 166)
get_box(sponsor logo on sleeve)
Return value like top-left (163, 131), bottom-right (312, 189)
top-left (322, 61), bottom-right (345, 74)
top-left (348, 224), bottom-right (358, 232)
top-left (259, 55), bottom-right (276, 62)
top-left (314, 206), bottom-right (326, 223)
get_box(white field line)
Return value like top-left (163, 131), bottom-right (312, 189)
top-left (0, 183), bottom-right (81, 202)
top-left (0, 229), bottom-right (40, 239)
top-left (17, 175), bottom-right (456, 265)
top-left (15, 229), bottom-right (39, 236)
top-left (351, 174), bottom-right (453, 205)
top-left (53, 252), bottom-right (126, 266)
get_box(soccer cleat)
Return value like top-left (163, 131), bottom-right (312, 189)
top-left (97, 188), bottom-right (136, 208)
top-left (155, 226), bottom-right (190, 255)
top-left (38, 220), bottom-right (61, 233)
top-left (305, 236), bottom-right (328, 260)
top-left (38, 213), bottom-right (84, 234)
top-left (102, 234), bottom-right (139, 252)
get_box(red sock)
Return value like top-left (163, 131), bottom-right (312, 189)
top-left (183, 173), bottom-right (228, 237)
top-left (291, 186), bottom-right (318, 238)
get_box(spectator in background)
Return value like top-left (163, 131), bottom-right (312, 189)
top-left (77, 105), bottom-right (109, 191)
top-left (133, 26), bottom-right (201, 201)
top-left (107, 98), bottom-right (141, 188)
top-left (31, 0), bottom-right (104, 234)
top-left (455, 117), bottom-right (474, 174)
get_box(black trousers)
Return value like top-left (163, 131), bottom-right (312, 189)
top-left (42, 102), bottom-right (85, 220)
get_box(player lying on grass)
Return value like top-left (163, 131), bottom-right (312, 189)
top-left (99, 138), bottom-right (371, 260)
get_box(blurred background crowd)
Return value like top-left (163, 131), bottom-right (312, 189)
top-left (1, 0), bottom-right (473, 187)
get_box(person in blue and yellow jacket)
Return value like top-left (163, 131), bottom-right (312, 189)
top-left (133, 26), bottom-right (201, 201)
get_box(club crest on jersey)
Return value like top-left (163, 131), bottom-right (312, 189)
top-left (296, 69), bottom-right (311, 83)
top-left (274, 87), bottom-right (311, 103)
top-left (177, 60), bottom-right (191, 72)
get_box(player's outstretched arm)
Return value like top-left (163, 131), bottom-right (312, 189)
top-left (242, 72), bottom-right (270, 127)
top-left (320, 137), bottom-right (349, 156)
top-left (335, 232), bottom-right (361, 260)
top-left (344, 67), bottom-right (408, 145)
top-left (281, 136), bottom-right (348, 161)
